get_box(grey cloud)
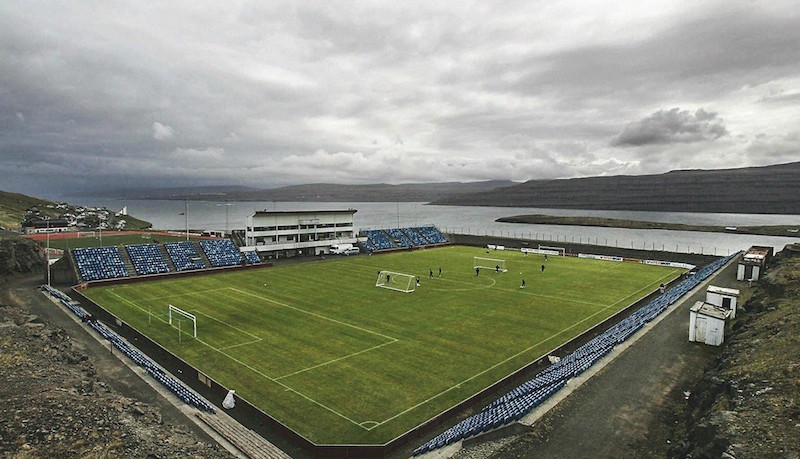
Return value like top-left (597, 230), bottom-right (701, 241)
top-left (612, 108), bottom-right (728, 147)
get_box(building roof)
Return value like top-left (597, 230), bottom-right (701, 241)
top-left (691, 301), bottom-right (731, 320)
top-left (707, 285), bottom-right (740, 297)
top-left (251, 209), bottom-right (357, 217)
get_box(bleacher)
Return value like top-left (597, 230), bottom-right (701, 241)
top-left (412, 252), bottom-right (739, 456)
top-left (402, 227), bottom-right (428, 246)
top-left (40, 285), bottom-right (215, 413)
top-left (199, 239), bottom-right (243, 267)
top-left (417, 226), bottom-right (449, 244)
top-left (362, 229), bottom-right (396, 251)
top-left (243, 250), bottom-right (261, 264)
top-left (385, 228), bottom-right (412, 248)
top-left (73, 246), bottom-right (129, 281)
top-left (164, 241), bottom-right (207, 271)
top-left (360, 226), bottom-right (449, 252)
top-left (126, 243), bottom-right (170, 275)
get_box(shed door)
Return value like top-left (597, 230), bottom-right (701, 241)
top-left (695, 317), bottom-right (707, 343)
top-left (737, 264), bottom-right (745, 280)
top-left (752, 266), bottom-right (760, 280)
top-left (722, 297), bottom-right (732, 309)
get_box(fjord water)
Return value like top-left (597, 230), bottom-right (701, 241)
top-left (77, 199), bottom-right (800, 256)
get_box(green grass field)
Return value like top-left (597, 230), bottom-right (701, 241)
top-left (82, 245), bottom-right (683, 444)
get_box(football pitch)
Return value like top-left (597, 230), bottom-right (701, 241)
top-left (82, 245), bottom-right (684, 444)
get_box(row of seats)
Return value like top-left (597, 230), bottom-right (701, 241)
top-left (73, 246), bottom-right (129, 281)
top-left (200, 239), bottom-right (243, 267)
top-left (243, 250), bottom-right (261, 264)
top-left (41, 285), bottom-right (216, 413)
top-left (164, 241), bottom-right (207, 271)
top-left (413, 252), bottom-right (739, 456)
top-left (126, 243), bottom-right (170, 275)
top-left (360, 226), bottom-right (450, 252)
top-left (417, 226), bottom-right (449, 244)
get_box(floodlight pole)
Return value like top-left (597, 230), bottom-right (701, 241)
top-left (46, 217), bottom-right (51, 287)
top-left (185, 200), bottom-right (189, 241)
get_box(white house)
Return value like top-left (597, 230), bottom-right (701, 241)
top-left (689, 301), bottom-right (731, 346)
top-left (705, 285), bottom-right (740, 319)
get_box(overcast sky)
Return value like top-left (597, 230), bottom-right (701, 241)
top-left (2, 1), bottom-right (799, 198)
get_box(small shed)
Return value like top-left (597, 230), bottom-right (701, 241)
top-left (706, 285), bottom-right (741, 319)
top-left (689, 301), bottom-right (731, 346)
top-left (737, 246), bottom-right (773, 281)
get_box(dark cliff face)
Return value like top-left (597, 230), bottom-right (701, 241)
top-left (433, 161), bottom-right (800, 214)
top-left (0, 238), bottom-right (46, 276)
top-left (677, 244), bottom-right (800, 458)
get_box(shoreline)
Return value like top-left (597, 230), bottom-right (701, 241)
top-left (496, 214), bottom-right (800, 238)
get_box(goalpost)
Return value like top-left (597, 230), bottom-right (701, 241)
top-left (77, 231), bottom-right (96, 238)
top-left (376, 270), bottom-right (416, 293)
top-left (168, 304), bottom-right (197, 338)
top-left (474, 257), bottom-right (507, 272)
top-left (538, 245), bottom-right (566, 256)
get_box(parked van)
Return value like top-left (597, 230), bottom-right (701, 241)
top-left (342, 247), bottom-right (360, 256)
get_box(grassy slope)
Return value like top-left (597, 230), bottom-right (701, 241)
top-left (0, 190), bottom-right (57, 230)
top-left (83, 246), bottom-right (683, 444)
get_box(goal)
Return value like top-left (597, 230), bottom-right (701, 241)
top-left (474, 257), bottom-right (507, 272)
top-left (77, 231), bottom-right (96, 238)
top-left (376, 270), bottom-right (416, 293)
top-left (168, 304), bottom-right (197, 338)
top-left (538, 245), bottom-right (566, 256)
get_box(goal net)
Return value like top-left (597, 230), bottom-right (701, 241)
top-left (376, 270), bottom-right (416, 293)
top-left (538, 245), bottom-right (566, 256)
top-left (77, 231), bottom-right (96, 238)
top-left (168, 304), bottom-right (197, 338)
top-left (474, 257), bottom-right (507, 272)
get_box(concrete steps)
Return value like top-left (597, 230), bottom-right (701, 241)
top-left (196, 411), bottom-right (292, 459)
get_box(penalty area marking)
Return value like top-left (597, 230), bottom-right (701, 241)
top-left (104, 288), bottom-right (374, 431)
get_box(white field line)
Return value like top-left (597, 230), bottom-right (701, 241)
top-left (369, 267), bottom-right (682, 429)
top-left (230, 287), bottom-right (398, 342)
top-left (275, 339), bottom-right (398, 381)
top-left (105, 288), bottom-right (371, 430)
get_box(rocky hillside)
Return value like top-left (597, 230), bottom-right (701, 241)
top-left (432, 161), bottom-right (800, 214)
top-left (0, 281), bottom-right (232, 458)
top-left (0, 237), bottom-right (46, 276)
top-left (676, 244), bottom-right (800, 458)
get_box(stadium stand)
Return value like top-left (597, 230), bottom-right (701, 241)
top-left (199, 239), bottom-right (243, 267)
top-left (164, 241), bottom-right (207, 271)
top-left (362, 229), bottom-right (396, 251)
top-left (41, 284), bottom-right (216, 413)
top-left (402, 227), bottom-right (428, 246)
top-left (416, 226), bottom-right (449, 244)
top-left (126, 243), bottom-right (170, 275)
top-left (385, 228), bottom-right (413, 248)
top-left (243, 250), bottom-right (261, 264)
top-left (412, 252), bottom-right (739, 456)
top-left (73, 246), bottom-right (129, 281)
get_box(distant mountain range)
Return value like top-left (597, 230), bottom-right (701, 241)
top-left (97, 161), bottom-right (800, 215)
top-left (107, 181), bottom-right (519, 203)
top-left (433, 161), bottom-right (800, 215)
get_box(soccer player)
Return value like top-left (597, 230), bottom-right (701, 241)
top-left (541, 264), bottom-right (545, 273)
top-left (475, 267), bottom-right (480, 276)
top-left (387, 273), bottom-right (391, 283)
top-left (429, 268), bottom-right (433, 279)
top-left (438, 267), bottom-right (442, 277)
top-left (416, 276), bottom-right (421, 287)
top-left (521, 279), bottom-right (526, 289)
top-left (545, 254), bottom-right (548, 261)
top-left (495, 265), bottom-right (500, 273)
